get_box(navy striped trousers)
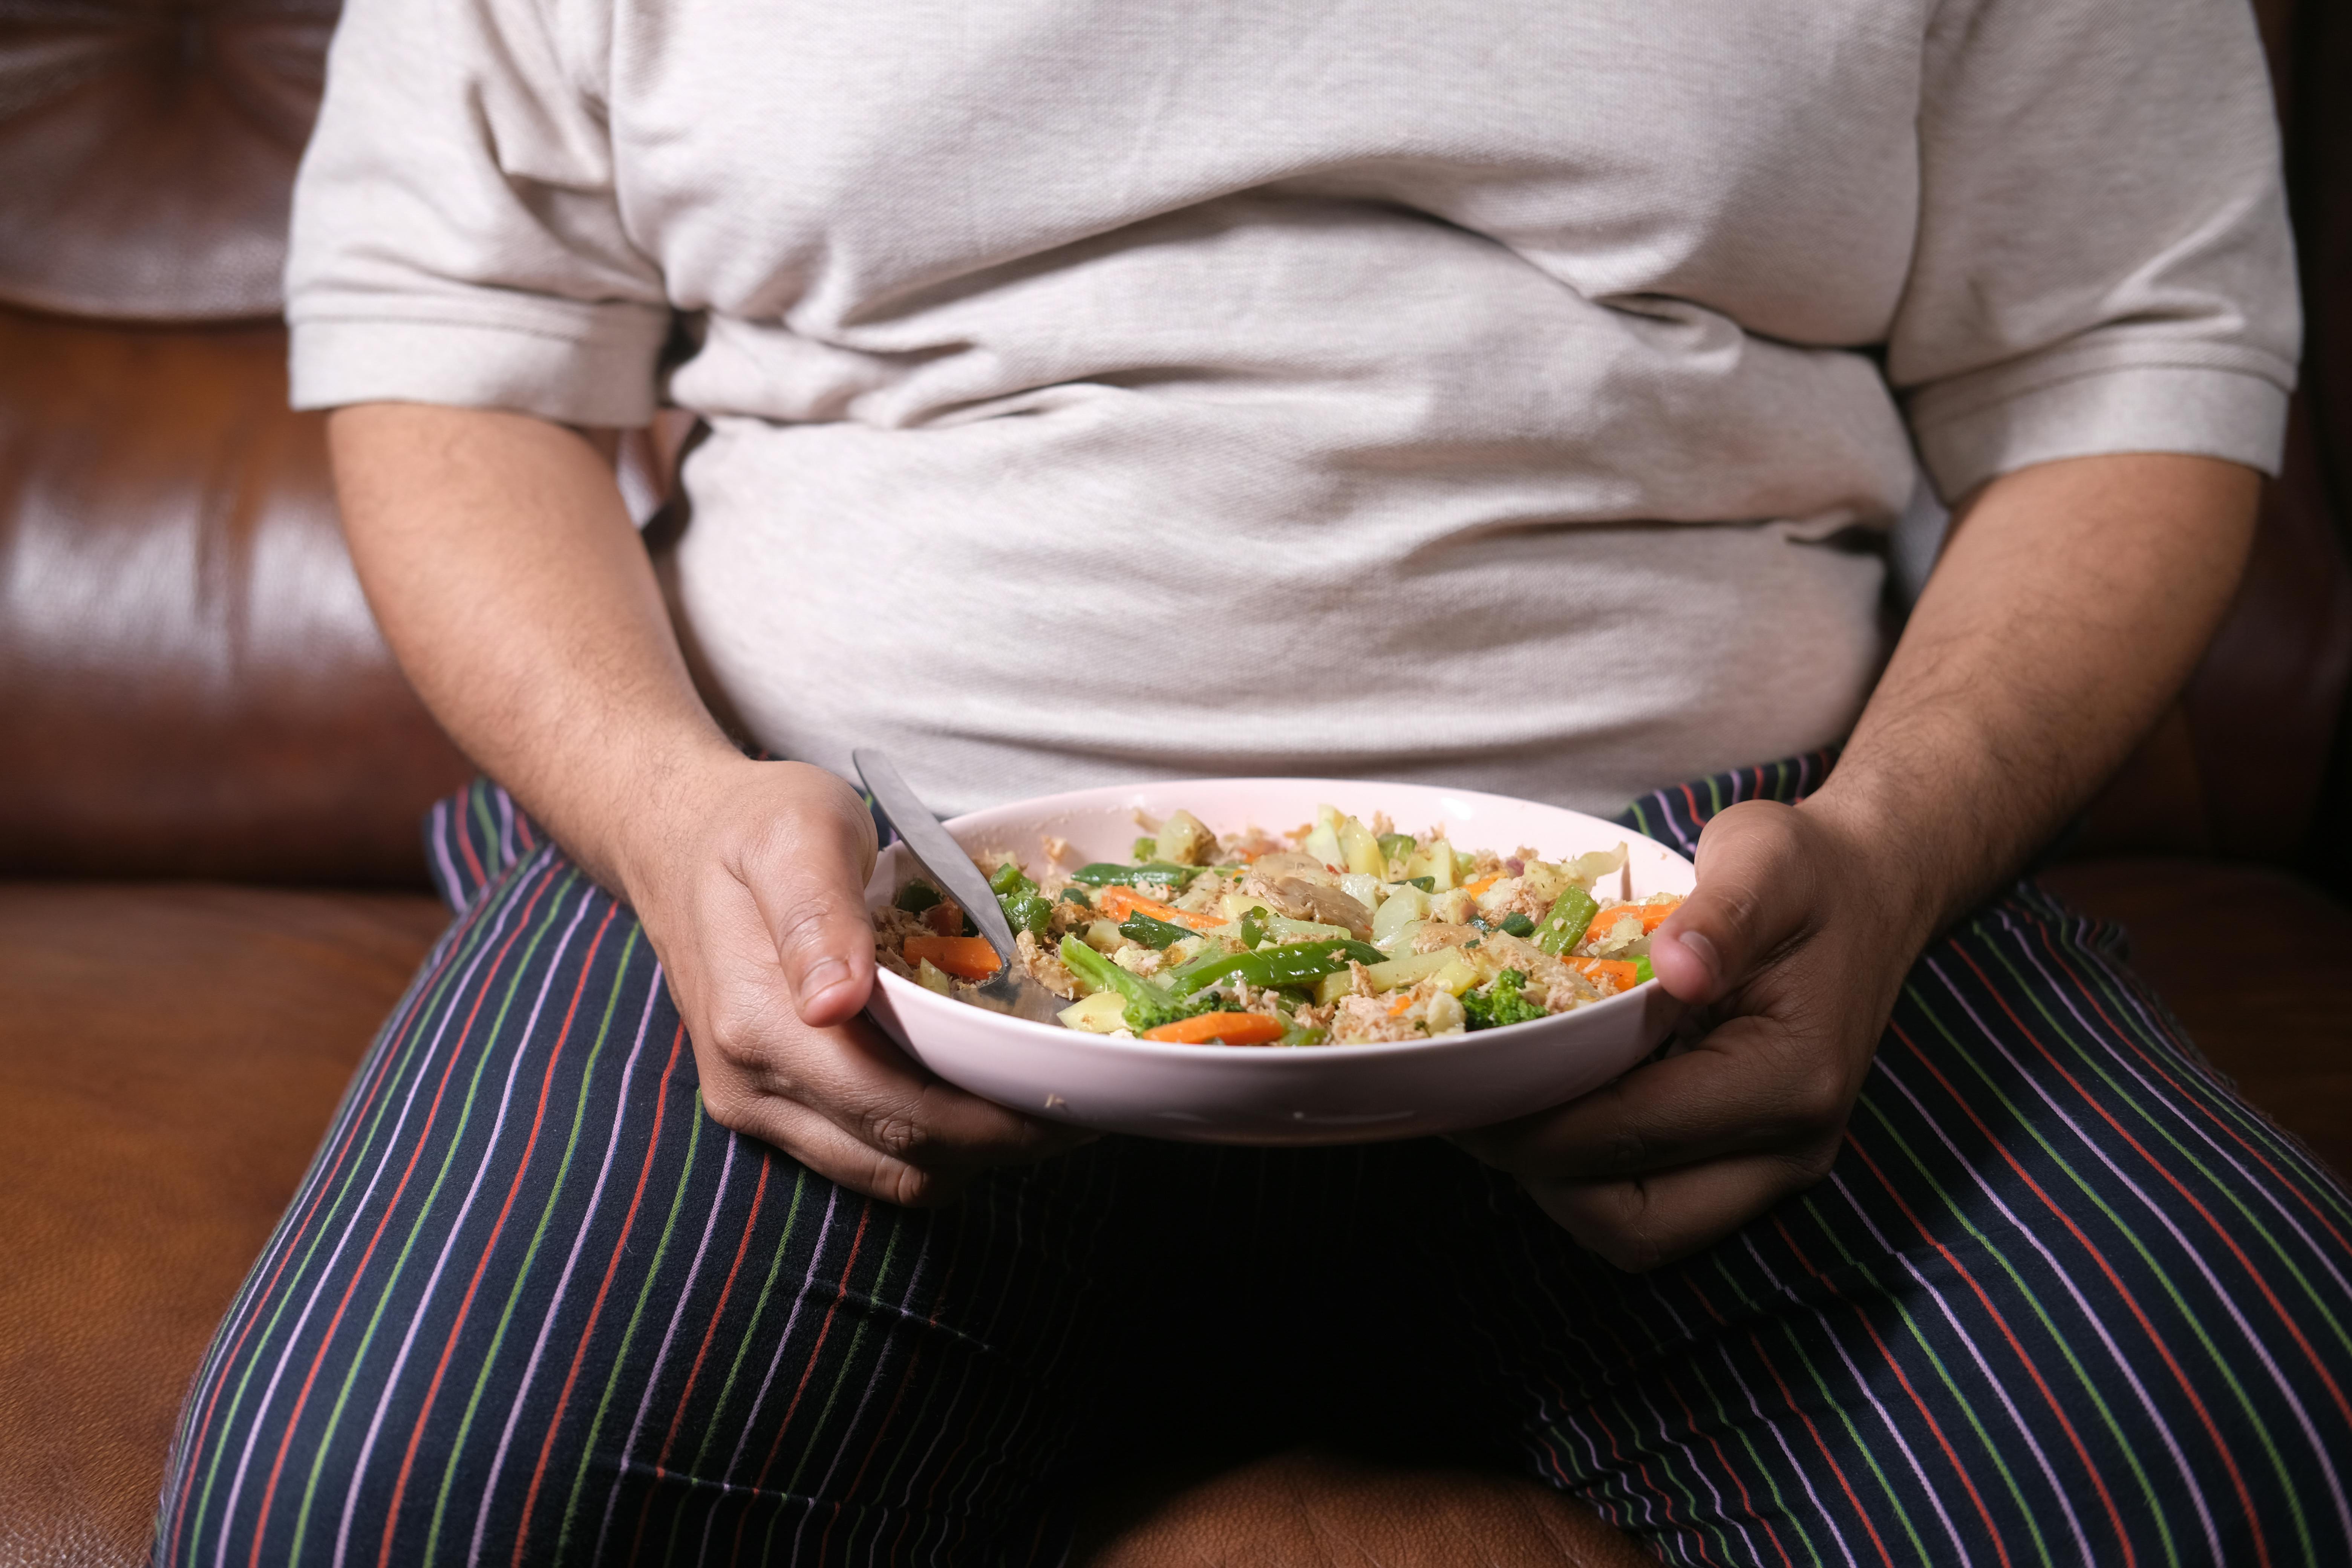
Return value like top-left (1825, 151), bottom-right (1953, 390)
top-left (155, 758), bottom-right (2352, 1566)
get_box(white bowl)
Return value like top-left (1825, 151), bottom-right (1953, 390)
top-left (861, 778), bottom-right (1693, 1145)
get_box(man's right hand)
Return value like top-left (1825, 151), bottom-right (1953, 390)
top-left (328, 403), bottom-right (1083, 1207)
top-left (618, 756), bottom-right (1089, 1206)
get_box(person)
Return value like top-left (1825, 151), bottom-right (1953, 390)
top-left (153, 0), bottom-right (2352, 1563)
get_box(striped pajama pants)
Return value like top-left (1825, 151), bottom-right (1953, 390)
top-left (154, 757), bottom-right (2352, 1568)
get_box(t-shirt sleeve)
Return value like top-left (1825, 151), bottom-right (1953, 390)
top-left (1886, 0), bottom-right (2300, 503)
top-left (284, 0), bottom-right (668, 426)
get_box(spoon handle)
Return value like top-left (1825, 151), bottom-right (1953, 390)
top-left (852, 749), bottom-right (1018, 962)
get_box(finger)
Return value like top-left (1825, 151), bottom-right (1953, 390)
top-left (741, 771), bottom-right (882, 1029)
top-left (694, 854), bottom-right (1087, 1173)
top-left (1453, 1012), bottom-right (1847, 1180)
top-left (1649, 799), bottom-right (1814, 1008)
top-left (701, 966), bottom-right (1090, 1171)
top-left (1520, 1146), bottom-right (1838, 1272)
top-left (770, 1011), bottom-right (1098, 1171)
top-left (708, 1089), bottom-right (972, 1207)
top-left (700, 1012), bottom-right (1094, 1197)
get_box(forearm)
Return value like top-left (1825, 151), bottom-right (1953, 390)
top-left (1479, 453), bottom-right (2260, 1266)
top-left (331, 401), bottom-right (1060, 1199)
top-left (328, 401), bottom-right (740, 897)
top-left (1807, 452), bottom-right (2259, 939)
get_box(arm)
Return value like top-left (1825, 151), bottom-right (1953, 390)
top-left (331, 401), bottom-right (1083, 1203)
top-left (1814, 451), bottom-right (2259, 941)
top-left (1458, 451), bottom-right (2259, 1268)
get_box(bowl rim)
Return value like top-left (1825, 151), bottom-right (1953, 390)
top-left (865, 774), bottom-right (1692, 1062)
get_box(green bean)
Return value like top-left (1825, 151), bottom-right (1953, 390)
top-left (1167, 937), bottom-right (1385, 998)
top-left (1058, 934), bottom-right (1168, 1011)
top-left (1066, 862), bottom-right (1196, 889)
top-left (1534, 885), bottom-right (1599, 956)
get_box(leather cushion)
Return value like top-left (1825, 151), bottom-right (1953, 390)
top-left (0, 0), bottom-right (337, 321)
top-left (2182, 407), bottom-right (2352, 861)
top-left (0, 882), bottom-right (446, 1567)
top-left (0, 308), bottom-right (470, 882)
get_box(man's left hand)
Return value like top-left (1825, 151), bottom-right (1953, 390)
top-left (1453, 796), bottom-right (1933, 1272)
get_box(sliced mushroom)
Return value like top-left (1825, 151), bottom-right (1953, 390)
top-left (1248, 850), bottom-right (1341, 885)
top-left (1266, 876), bottom-right (1374, 937)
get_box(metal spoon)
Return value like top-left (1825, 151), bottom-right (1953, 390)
top-left (854, 749), bottom-right (1070, 1026)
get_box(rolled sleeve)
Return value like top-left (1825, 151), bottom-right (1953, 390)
top-left (1907, 350), bottom-right (2292, 504)
top-left (285, 0), bottom-right (668, 425)
top-left (1888, 0), bottom-right (2301, 502)
top-left (290, 313), bottom-right (669, 428)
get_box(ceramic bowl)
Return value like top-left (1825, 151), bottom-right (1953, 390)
top-left (861, 778), bottom-right (1693, 1145)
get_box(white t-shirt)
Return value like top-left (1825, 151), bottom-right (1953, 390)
top-left (287, 0), bottom-right (2297, 817)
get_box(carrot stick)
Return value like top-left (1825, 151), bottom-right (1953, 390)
top-left (1464, 873), bottom-right (1501, 897)
top-left (1565, 957), bottom-right (1641, 991)
top-left (1095, 885), bottom-right (1222, 932)
top-left (901, 934), bottom-right (1002, 982)
top-left (1142, 1011), bottom-right (1286, 1046)
top-left (1581, 899), bottom-right (1680, 944)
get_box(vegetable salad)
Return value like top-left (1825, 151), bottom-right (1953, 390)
top-left (872, 804), bottom-right (1681, 1047)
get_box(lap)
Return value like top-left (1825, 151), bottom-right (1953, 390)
top-left (153, 822), bottom-right (1137, 1568)
top-left (158, 772), bottom-right (2352, 1568)
top-left (1431, 775), bottom-right (2352, 1567)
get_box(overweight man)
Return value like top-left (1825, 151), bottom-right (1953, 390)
top-left (154, 1), bottom-right (2352, 1563)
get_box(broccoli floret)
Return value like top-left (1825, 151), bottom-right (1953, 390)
top-left (1462, 968), bottom-right (1548, 1031)
top-left (1058, 937), bottom-right (1223, 1031)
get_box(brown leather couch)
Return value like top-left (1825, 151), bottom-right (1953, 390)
top-left (3, 1), bottom-right (2346, 1563)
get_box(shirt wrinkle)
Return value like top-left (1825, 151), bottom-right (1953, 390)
top-left (288, 0), bottom-right (2297, 813)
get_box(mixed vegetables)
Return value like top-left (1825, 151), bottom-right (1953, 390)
top-left (871, 804), bottom-right (1681, 1047)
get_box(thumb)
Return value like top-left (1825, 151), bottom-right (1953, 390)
top-left (747, 772), bottom-right (882, 1029)
top-left (1649, 799), bottom-right (1811, 1008)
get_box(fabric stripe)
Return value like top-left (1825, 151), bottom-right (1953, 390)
top-left (202, 853), bottom-right (564, 1568)
top-left (275, 859), bottom-right (580, 1566)
top-left (332, 885), bottom-right (605, 1568)
top-left (370, 897), bottom-right (620, 1566)
top-left (589, 1118), bottom-right (741, 1563)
